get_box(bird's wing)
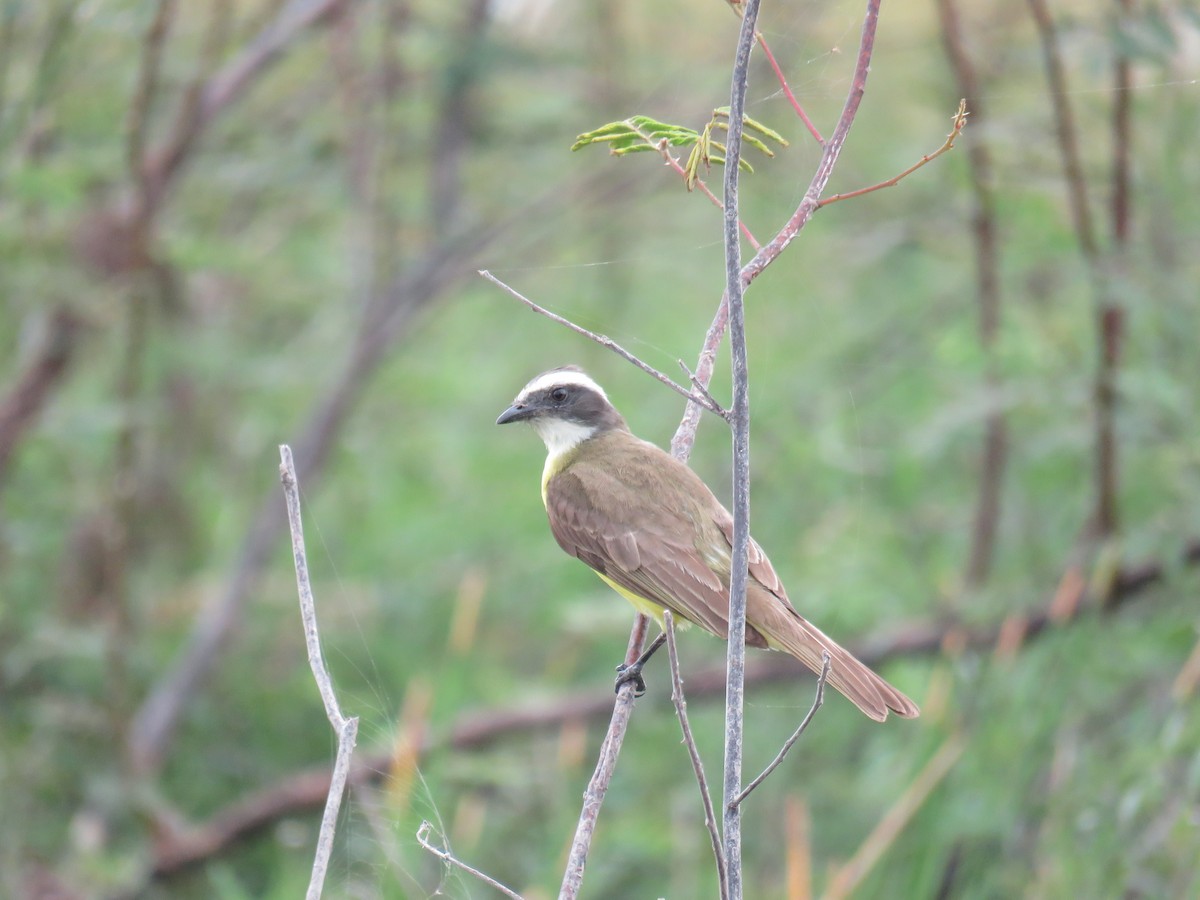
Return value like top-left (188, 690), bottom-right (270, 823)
top-left (711, 504), bottom-right (789, 601)
top-left (545, 468), bottom-right (733, 638)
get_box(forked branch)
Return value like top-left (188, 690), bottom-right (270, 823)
top-left (818, 99), bottom-right (968, 208)
top-left (731, 652), bottom-right (830, 808)
top-left (417, 821), bottom-right (525, 900)
top-left (279, 445), bottom-right (359, 900)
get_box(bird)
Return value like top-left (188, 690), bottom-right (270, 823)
top-left (496, 365), bottom-right (919, 722)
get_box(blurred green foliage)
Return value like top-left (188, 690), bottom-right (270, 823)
top-left (1, 0), bottom-right (1199, 897)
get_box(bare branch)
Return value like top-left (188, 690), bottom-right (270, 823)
top-left (817, 99), bottom-right (967, 207)
top-left (720, 2), bottom-right (761, 893)
top-left (559, 613), bottom-right (651, 899)
top-left (740, 0), bottom-right (883, 290)
top-left (0, 307), bottom-right (81, 491)
top-left (663, 611), bottom-right (727, 898)
top-left (479, 269), bottom-right (729, 419)
top-left (724, 0), bottom-right (823, 143)
top-left (279, 445), bottom-right (359, 900)
top-left (732, 652), bottom-right (829, 808)
top-left (416, 821), bottom-right (525, 900)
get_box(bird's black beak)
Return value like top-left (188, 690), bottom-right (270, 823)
top-left (496, 403), bottom-right (536, 425)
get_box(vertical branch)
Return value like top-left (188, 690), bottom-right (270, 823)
top-left (663, 610), bottom-right (727, 899)
top-left (1026, 0), bottom-right (1121, 543)
top-left (1111, 0), bottom-right (1133, 250)
top-left (935, 0), bottom-right (1007, 587)
top-left (103, 0), bottom-right (177, 734)
top-left (0, 307), bottom-right (81, 492)
top-left (279, 446), bottom-right (360, 900)
top-left (127, 0), bottom-right (178, 224)
top-left (559, 615), bottom-right (649, 900)
top-left (1100, 0), bottom-right (1133, 553)
top-left (720, 2), bottom-right (761, 897)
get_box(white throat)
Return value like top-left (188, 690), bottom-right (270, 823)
top-left (532, 417), bottom-right (597, 459)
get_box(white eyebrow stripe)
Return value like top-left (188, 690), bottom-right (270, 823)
top-left (519, 369), bottom-right (608, 402)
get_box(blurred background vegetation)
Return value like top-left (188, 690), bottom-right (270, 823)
top-left (1, 0), bottom-right (1198, 897)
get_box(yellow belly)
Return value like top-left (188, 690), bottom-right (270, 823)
top-left (596, 572), bottom-right (691, 632)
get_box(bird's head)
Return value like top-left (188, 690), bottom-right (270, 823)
top-left (497, 366), bottom-right (627, 455)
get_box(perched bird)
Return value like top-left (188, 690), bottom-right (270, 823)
top-left (497, 366), bottom-right (919, 722)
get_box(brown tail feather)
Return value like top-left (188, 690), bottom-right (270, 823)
top-left (752, 595), bottom-right (919, 721)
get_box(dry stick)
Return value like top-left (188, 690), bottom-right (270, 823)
top-left (479, 270), bottom-right (728, 420)
top-left (817, 100), bottom-right (967, 208)
top-left (663, 611), bottom-right (728, 899)
top-left (823, 735), bottom-right (965, 900)
top-left (279, 445), bottom-right (359, 900)
top-left (732, 653), bottom-right (829, 809)
top-left (559, 613), bottom-right (651, 899)
top-left (417, 821), bottom-right (525, 900)
top-left (720, 2), bottom-right (761, 897)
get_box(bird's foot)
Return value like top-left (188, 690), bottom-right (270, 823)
top-left (614, 661), bottom-right (648, 697)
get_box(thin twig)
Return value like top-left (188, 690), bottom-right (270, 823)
top-left (663, 611), bottom-right (727, 898)
top-left (732, 652), bottom-right (830, 808)
top-left (479, 269), bottom-right (729, 419)
top-left (723, 0), bottom-right (823, 144)
top-left (279, 445), bottom-right (359, 900)
top-left (755, 33), bottom-right (823, 145)
top-left (416, 821), bottom-right (525, 900)
top-left (817, 99), bottom-right (967, 207)
top-left (740, 0), bottom-right (884, 289)
top-left (720, 1), bottom-right (761, 895)
top-left (559, 613), bottom-right (650, 899)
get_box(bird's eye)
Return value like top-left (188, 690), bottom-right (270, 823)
top-left (550, 387), bottom-right (569, 403)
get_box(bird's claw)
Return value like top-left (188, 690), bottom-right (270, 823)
top-left (614, 662), bottom-right (648, 697)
